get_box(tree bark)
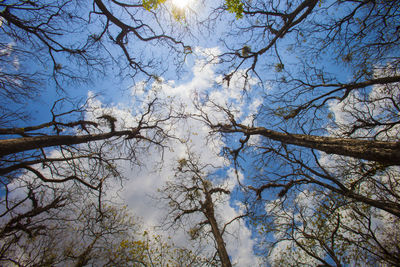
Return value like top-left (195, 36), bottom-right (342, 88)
top-left (203, 192), bottom-right (232, 267)
top-left (0, 129), bottom-right (139, 157)
top-left (214, 124), bottom-right (400, 165)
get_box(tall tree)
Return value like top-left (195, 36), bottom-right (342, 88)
top-left (0, 0), bottom-right (187, 197)
top-left (0, 175), bottom-right (213, 267)
top-left (207, 116), bottom-right (400, 166)
top-left (1, 97), bottom-right (173, 185)
top-left (194, 1), bottom-right (400, 265)
top-left (160, 151), bottom-right (246, 267)
top-left (0, 94), bottom-right (179, 266)
top-left (2, 0), bottom-right (400, 265)
top-left (0, 1), bottom-right (193, 264)
top-left (257, 187), bottom-right (400, 266)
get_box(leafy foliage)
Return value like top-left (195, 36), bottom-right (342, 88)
top-left (225, 0), bottom-right (244, 19)
top-left (142, 0), bottom-right (167, 10)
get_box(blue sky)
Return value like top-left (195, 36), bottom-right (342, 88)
top-left (0, 1), bottom-right (324, 264)
top-left (1, 1), bottom-right (265, 263)
top-left (2, 0), bottom-right (399, 265)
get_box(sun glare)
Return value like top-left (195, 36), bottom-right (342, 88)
top-left (171, 0), bottom-right (190, 9)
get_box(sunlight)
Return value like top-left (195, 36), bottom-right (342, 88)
top-left (171, 0), bottom-right (190, 9)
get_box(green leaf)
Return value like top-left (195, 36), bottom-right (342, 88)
top-left (225, 0), bottom-right (244, 19)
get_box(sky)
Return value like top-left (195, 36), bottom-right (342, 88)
top-left (3, 0), bottom-right (399, 266)
top-left (0, 1), bottom-right (321, 264)
top-left (1, 2), bottom-right (264, 264)
top-left (82, 46), bottom-right (264, 265)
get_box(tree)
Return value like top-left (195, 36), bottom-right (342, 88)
top-left (0, 176), bottom-right (206, 266)
top-left (0, 1), bottom-right (191, 264)
top-left (0, 171), bottom-right (215, 266)
top-left (198, 73), bottom-right (400, 264)
top-left (0, 0), bottom-right (186, 201)
top-left (112, 231), bottom-right (217, 266)
top-left (160, 151), bottom-right (246, 267)
top-left (257, 188), bottom-right (400, 266)
top-left (196, 98), bottom-right (400, 213)
top-left (0, 170), bottom-right (130, 266)
top-left (0, 94), bottom-right (180, 266)
top-left (208, 116), bottom-right (400, 166)
top-left (192, 1), bottom-right (400, 265)
top-left (200, 0), bottom-right (400, 165)
top-left (210, 0), bottom-right (399, 91)
top-left (0, 0), bottom-right (191, 139)
top-left (0, 0), bottom-right (189, 87)
top-left (1, 96), bottom-right (173, 189)
top-left (0, 0), bottom-right (192, 195)
top-left (202, 0), bottom-right (400, 158)
top-left (2, 0), bottom-right (400, 265)
top-left (0, 181), bottom-right (68, 264)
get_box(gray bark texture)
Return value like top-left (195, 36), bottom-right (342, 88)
top-left (214, 124), bottom-right (400, 165)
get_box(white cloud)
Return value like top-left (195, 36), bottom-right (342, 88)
top-left (2, 46), bottom-right (264, 265)
top-left (92, 47), bottom-right (264, 266)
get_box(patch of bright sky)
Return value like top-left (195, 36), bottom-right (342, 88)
top-left (83, 46), bottom-right (265, 265)
top-left (3, 0), bottom-right (375, 265)
top-left (170, 0), bottom-right (191, 9)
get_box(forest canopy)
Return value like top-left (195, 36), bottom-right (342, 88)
top-left (0, 0), bottom-right (399, 266)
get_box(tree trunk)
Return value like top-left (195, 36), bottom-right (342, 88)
top-left (0, 129), bottom-right (138, 157)
top-left (203, 192), bottom-right (232, 267)
top-left (215, 124), bottom-right (400, 165)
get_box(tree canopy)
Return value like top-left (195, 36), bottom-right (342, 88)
top-left (1, 0), bottom-right (399, 266)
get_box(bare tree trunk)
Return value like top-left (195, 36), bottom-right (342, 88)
top-left (215, 124), bottom-right (400, 165)
top-left (203, 192), bottom-right (232, 267)
top-left (0, 129), bottom-right (139, 157)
